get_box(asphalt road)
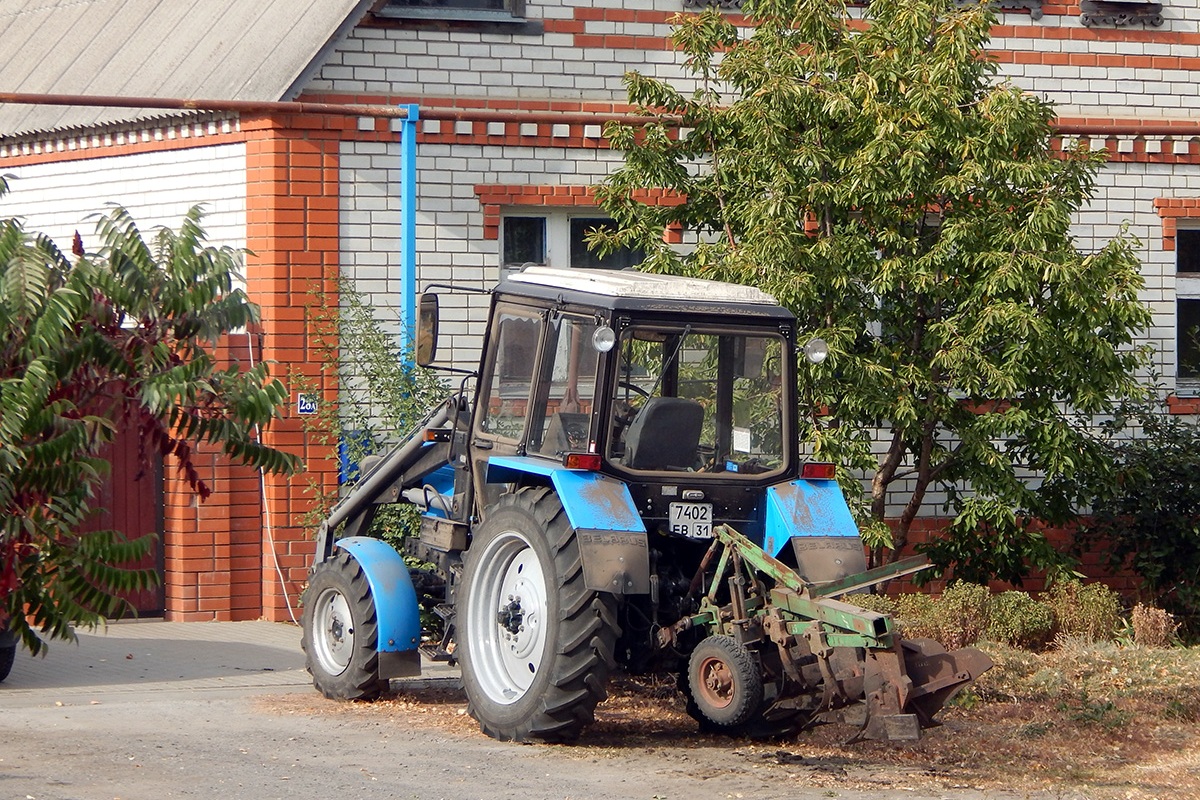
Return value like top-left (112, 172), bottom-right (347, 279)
top-left (0, 621), bottom-right (1055, 800)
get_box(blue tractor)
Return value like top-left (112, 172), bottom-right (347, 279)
top-left (301, 267), bottom-right (990, 743)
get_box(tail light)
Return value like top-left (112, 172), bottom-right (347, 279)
top-left (563, 452), bottom-right (602, 471)
top-left (801, 462), bottom-right (837, 480)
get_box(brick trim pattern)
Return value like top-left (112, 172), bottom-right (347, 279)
top-left (473, 183), bottom-right (686, 241)
top-left (474, 184), bottom-right (598, 240)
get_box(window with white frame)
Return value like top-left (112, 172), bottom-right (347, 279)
top-left (501, 214), bottom-right (644, 275)
top-left (1176, 228), bottom-right (1200, 388)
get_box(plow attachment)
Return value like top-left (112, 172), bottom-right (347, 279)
top-left (663, 525), bottom-right (993, 742)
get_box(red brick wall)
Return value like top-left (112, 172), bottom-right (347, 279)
top-left (155, 115), bottom-right (345, 622)
top-left (242, 115), bottom-right (343, 622)
top-left (885, 517), bottom-right (1140, 599)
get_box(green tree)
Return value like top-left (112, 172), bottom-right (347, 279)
top-left (299, 281), bottom-right (448, 550)
top-left (595, 0), bottom-right (1150, 581)
top-left (0, 179), bottom-right (300, 652)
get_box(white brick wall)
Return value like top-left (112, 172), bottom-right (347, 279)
top-left (0, 144), bottom-right (248, 256)
top-left (992, 9), bottom-right (1200, 118)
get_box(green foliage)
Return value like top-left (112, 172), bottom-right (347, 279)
top-left (987, 590), bottom-right (1055, 650)
top-left (1082, 403), bottom-right (1200, 638)
top-left (595, 0), bottom-right (1150, 582)
top-left (1056, 690), bottom-right (1132, 731)
top-left (0, 184), bottom-right (299, 653)
top-left (1043, 580), bottom-right (1124, 642)
top-left (917, 498), bottom-right (1079, 586)
top-left (299, 280), bottom-right (448, 550)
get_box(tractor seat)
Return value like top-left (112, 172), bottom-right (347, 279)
top-left (623, 396), bottom-right (704, 471)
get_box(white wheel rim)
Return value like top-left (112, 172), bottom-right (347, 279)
top-left (468, 529), bottom-right (549, 705)
top-left (312, 586), bottom-right (354, 676)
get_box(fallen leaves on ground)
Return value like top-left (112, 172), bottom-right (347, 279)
top-left (262, 641), bottom-right (1200, 800)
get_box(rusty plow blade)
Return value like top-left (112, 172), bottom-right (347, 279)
top-left (899, 638), bottom-right (993, 728)
top-left (821, 640), bottom-right (993, 743)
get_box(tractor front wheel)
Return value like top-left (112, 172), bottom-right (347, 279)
top-left (301, 550), bottom-right (386, 701)
top-left (459, 486), bottom-right (619, 742)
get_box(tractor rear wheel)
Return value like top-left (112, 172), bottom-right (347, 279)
top-left (301, 550), bottom-right (386, 701)
top-left (459, 486), bottom-right (619, 742)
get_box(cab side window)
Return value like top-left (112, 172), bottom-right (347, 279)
top-left (480, 306), bottom-right (542, 441)
top-left (530, 315), bottom-right (599, 457)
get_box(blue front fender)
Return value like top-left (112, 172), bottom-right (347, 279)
top-left (335, 537), bottom-right (421, 654)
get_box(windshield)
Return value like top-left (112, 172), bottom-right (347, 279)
top-left (606, 325), bottom-right (788, 476)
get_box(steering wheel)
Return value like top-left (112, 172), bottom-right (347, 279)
top-left (617, 380), bottom-right (650, 399)
top-left (611, 381), bottom-right (651, 449)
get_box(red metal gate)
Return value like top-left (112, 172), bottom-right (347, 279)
top-left (86, 423), bottom-right (165, 617)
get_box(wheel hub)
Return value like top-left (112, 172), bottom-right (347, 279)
top-left (698, 656), bottom-right (735, 709)
top-left (312, 587), bottom-right (354, 676)
top-left (466, 530), bottom-right (549, 703)
top-left (497, 598), bottom-right (524, 635)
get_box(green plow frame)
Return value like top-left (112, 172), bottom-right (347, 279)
top-left (661, 524), bottom-right (993, 742)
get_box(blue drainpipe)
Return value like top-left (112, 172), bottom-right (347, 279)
top-left (399, 103), bottom-right (419, 362)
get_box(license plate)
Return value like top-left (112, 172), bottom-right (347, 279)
top-left (669, 502), bottom-right (713, 539)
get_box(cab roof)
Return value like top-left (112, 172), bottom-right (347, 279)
top-left (507, 267), bottom-right (778, 304)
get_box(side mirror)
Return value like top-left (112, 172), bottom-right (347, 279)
top-left (416, 293), bottom-right (439, 366)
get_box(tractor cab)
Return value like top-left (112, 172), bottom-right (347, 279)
top-left (437, 266), bottom-right (801, 547)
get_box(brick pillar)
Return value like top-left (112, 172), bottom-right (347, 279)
top-left (243, 116), bottom-right (341, 622)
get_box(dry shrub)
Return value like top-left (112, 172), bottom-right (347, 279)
top-left (890, 582), bottom-right (991, 649)
top-left (1131, 603), bottom-right (1179, 648)
top-left (848, 592), bottom-right (896, 616)
top-left (1042, 580), bottom-right (1123, 643)
top-left (935, 581), bottom-right (992, 649)
top-left (893, 592), bottom-right (938, 640)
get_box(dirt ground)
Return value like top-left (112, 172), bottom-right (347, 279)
top-left (262, 674), bottom-right (1200, 800)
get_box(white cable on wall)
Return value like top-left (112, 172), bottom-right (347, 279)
top-left (245, 329), bottom-right (299, 625)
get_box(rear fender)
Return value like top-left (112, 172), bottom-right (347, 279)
top-left (335, 537), bottom-right (422, 679)
top-left (486, 455), bottom-right (650, 594)
top-left (763, 479), bottom-right (867, 582)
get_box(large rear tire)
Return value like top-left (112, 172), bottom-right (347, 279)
top-left (301, 550), bottom-right (386, 701)
top-left (459, 486), bottom-right (619, 742)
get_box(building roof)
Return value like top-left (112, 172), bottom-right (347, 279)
top-left (0, 0), bottom-right (373, 140)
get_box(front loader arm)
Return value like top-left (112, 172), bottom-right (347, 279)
top-left (314, 393), bottom-right (466, 562)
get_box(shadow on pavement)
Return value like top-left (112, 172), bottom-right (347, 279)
top-left (0, 621), bottom-right (306, 692)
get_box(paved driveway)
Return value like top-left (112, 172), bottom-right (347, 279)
top-left (2, 620), bottom-right (310, 702)
top-left (0, 622), bottom-right (1037, 800)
